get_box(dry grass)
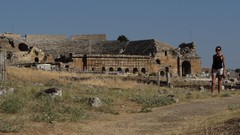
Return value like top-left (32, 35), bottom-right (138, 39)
top-left (2, 66), bottom-right (240, 134)
top-left (184, 110), bottom-right (240, 135)
top-left (6, 66), bottom-right (79, 83)
top-left (6, 66), bottom-right (143, 89)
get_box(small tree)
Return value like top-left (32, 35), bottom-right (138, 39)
top-left (117, 35), bottom-right (129, 43)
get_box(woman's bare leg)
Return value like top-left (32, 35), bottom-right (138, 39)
top-left (211, 75), bottom-right (216, 94)
top-left (218, 76), bottom-right (223, 94)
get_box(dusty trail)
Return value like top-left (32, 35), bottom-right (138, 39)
top-left (11, 96), bottom-right (240, 135)
top-left (78, 96), bottom-right (240, 135)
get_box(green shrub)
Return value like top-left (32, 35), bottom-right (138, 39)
top-left (228, 103), bottom-right (240, 110)
top-left (95, 106), bottom-right (119, 115)
top-left (31, 95), bottom-right (90, 122)
top-left (221, 93), bottom-right (232, 97)
top-left (44, 79), bottom-right (62, 87)
top-left (62, 107), bottom-right (89, 122)
top-left (31, 96), bottom-right (60, 122)
top-left (0, 118), bottom-right (24, 133)
top-left (0, 97), bottom-right (24, 114)
top-left (131, 95), bottom-right (175, 109)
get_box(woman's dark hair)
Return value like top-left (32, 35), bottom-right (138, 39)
top-left (215, 46), bottom-right (221, 51)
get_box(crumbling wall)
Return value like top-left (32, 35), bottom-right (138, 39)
top-left (177, 42), bottom-right (198, 57)
top-left (153, 51), bottom-right (178, 76)
top-left (153, 41), bottom-right (201, 77)
top-left (1, 33), bottom-right (21, 40)
top-left (176, 42), bottom-right (201, 76)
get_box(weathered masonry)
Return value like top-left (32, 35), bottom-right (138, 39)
top-left (71, 54), bottom-right (151, 74)
top-left (0, 33), bottom-right (202, 77)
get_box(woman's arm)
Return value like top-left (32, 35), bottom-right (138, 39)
top-left (222, 55), bottom-right (226, 77)
top-left (211, 55), bottom-right (215, 75)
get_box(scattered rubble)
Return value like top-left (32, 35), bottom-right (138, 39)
top-left (88, 97), bottom-right (103, 108)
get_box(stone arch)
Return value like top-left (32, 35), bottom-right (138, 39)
top-left (182, 61), bottom-right (191, 76)
top-left (160, 71), bottom-right (165, 76)
top-left (156, 59), bottom-right (160, 64)
top-left (18, 43), bottom-right (29, 51)
top-left (133, 68), bottom-right (138, 74)
top-left (65, 65), bottom-right (69, 68)
top-left (34, 57), bottom-right (39, 63)
top-left (141, 68), bottom-right (146, 74)
top-left (109, 67), bottom-right (114, 71)
top-left (125, 68), bottom-right (129, 73)
top-left (92, 67), bottom-right (95, 71)
top-left (117, 67), bottom-right (122, 72)
top-left (102, 67), bottom-right (106, 72)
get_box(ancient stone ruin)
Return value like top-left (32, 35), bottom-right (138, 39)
top-left (0, 33), bottom-right (201, 77)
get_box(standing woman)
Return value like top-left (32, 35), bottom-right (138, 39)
top-left (211, 46), bottom-right (226, 95)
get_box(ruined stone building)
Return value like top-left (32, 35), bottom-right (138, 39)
top-left (0, 33), bottom-right (201, 77)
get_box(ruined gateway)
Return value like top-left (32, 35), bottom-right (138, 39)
top-left (0, 33), bottom-right (201, 77)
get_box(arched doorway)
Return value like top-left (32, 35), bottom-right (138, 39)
top-left (82, 54), bottom-right (87, 71)
top-left (141, 68), bottom-right (146, 74)
top-left (109, 67), bottom-right (114, 71)
top-left (160, 71), bottom-right (165, 76)
top-left (34, 57), bottom-right (39, 63)
top-left (182, 61), bottom-right (191, 76)
top-left (133, 68), bottom-right (138, 74)
top-left (102, 67), bottom-right (106, 72)
top-left (117, 67), bottom-right (122, 73)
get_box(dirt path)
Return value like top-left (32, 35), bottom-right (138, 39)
top-left (13, 95), bottom-right (240, 135)
top-left (77, 96), bottom-right (240, 135)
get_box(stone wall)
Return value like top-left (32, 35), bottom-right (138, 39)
top-left (1, 33), bottom-right (21, 40)
top-left (26, 35), bottom-right (68, 43)
top-left (154, 51), bottom-right (178, 76)
top-left (1, 33), bottom-right (106, 44)
top-left (189, 58), bottom-right (202, 74)
top-left (71, 54), bottom-right (150, 73)
top-left (71, 34), bottom-right (106, 41)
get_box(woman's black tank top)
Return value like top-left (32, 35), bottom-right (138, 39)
top-left (212, 54), bottom-right (223, 69)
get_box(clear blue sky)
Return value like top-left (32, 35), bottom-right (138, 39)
top-left (0, 0), bottom-right (239, 69)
